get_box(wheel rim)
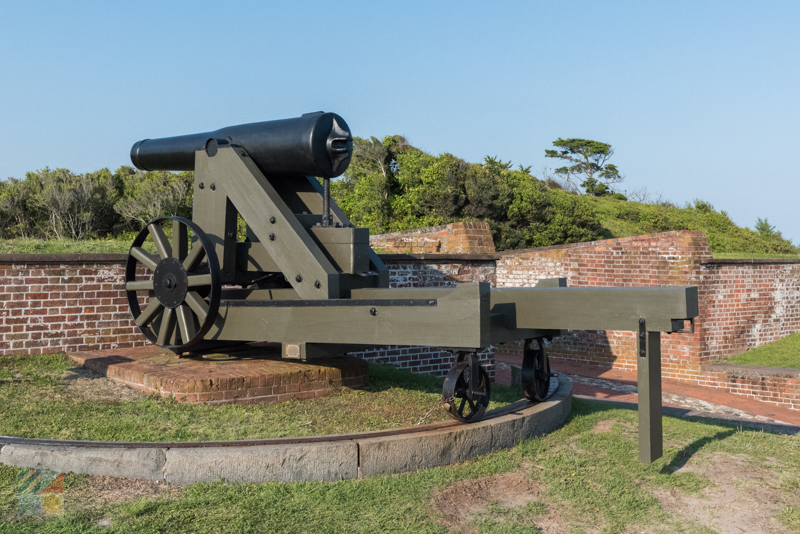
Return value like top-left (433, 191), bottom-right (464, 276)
top-left (522, 338), bottom-right (550, 402)
top-left (125, 217), bottom-right (221, 352)
top-left (443, 361), bottom-right (491, 422)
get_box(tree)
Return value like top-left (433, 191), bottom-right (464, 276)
top-left (545, 138), bottom-right (622, 196)
top-left (755, 217), bottom-right (777, 239)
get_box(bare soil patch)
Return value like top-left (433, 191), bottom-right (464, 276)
top-left (67, 475), bottom-right (182, 511)
top-left (654, 452), bottom-right (800, 533)
top-left (432, 470), bottom-right (572, 534)
top-left (590, 419), bottom-right (616, 434)
top-left (60, 367), bottom-right (147, 402)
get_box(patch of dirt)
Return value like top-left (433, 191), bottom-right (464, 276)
top-left (432, 470), bottom-right (572, 534)
top-left (67, 475), bottom-right (182, 511)
top-left (590, 419), bottom-right (616, 434)
top-left (60, 367), bottom-right (147, 402)
top-left (654, 452), bottom-right (800, 533)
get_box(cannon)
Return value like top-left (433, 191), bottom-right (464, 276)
top-left (125, 112), bottom-right (698, 463)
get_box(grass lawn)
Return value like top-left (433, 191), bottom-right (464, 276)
top-left (721, 333), bottom-right (800, 370)
top-left (0, 354), bottom-right (519, 442)
top-left (712, 252), bottom-right (800, 260)
top-left (2, 398), bottom-right (799, 533)
top-left (0, 238), bottom-right (136, 255)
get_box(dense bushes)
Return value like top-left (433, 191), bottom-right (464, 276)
top-left (593, 197), bottom-right (797, 254)
top-left (0, 167), bottom-right (193, 240)
top-left (1, 137), bottom-right (796, 256)
top-left (332, 137), bottom-right (603, 251)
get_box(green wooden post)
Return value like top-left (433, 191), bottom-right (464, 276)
top-left (637, 318), bottom-right (663, 463)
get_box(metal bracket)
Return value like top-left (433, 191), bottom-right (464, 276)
top-left (669, 317), bottom-right (695, 334)
top-left (638, 318), bottom-right (646, 357)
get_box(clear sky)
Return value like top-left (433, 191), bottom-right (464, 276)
top-left (1, 1), bottom-right (797, 242)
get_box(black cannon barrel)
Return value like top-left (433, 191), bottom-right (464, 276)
top-left (130, 112), bottom-right (353, 178)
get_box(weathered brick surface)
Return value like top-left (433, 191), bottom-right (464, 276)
top-left (69, 345), bottom-right (369, 405)
top-left (495, 230), bottom-right (713, 382)
top-left (698, 262), bottom-right (800, 365)
top-left (370, 222), bottom-right (496, 254)
top-left (697, 364), bottom-right (800, 411)
top-left (3, 229), bottom-right (799, 407)
top-left (0, 259), bottom-right (147, 355)
top-left (0, 254), bottom-right (497, 380)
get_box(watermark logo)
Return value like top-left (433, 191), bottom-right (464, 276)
top-left (17, 468), bottom-right (64, 517)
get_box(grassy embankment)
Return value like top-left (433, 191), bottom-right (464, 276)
top-left (590, 196), bottom-right (800, 260)
top-left (721, 333), bottom-right (800, 370)
top-left (0, 353), bottom-right (518, 442)
top-left (2, 196), bottom-right (797, 259)
top-left (2, 392), bottom-right (799, 532)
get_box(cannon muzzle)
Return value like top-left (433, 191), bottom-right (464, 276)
top-left (130, 112), bottom-right (353, 178)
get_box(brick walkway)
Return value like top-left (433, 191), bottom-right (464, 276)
top-left (494, 353), bottom-right (800, 429)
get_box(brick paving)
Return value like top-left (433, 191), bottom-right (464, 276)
top-left (68, 344), bottom-right (369, 405)
top-left (495, 352), bottom-right (800, 429)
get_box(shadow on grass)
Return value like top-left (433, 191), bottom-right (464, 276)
top-left (568, 397), bottom-right (791, 470)
top-left (662, 429), bottom-right (737, 472)
top-left (365, 363), bottom-right (524, 404)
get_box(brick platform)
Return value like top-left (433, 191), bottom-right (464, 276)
top-left (68, 344), bottom-right (369, 405)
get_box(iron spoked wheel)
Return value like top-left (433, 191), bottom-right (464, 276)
top-left (442, 361), bottom-right (491, 422)
top-left (522, 338), bottom-right (550, 402)
top-left (125, 216), bottom-right (221, 352)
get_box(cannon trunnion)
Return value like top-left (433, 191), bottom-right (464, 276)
top-left (124, 113), bottom-right (699, 463)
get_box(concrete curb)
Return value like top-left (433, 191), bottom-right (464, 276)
top-left (0, 376), bottom-right (571, 483)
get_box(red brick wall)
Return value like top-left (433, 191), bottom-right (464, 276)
top-left (697, 364), bottom-right (800, 411)
top-left (699, 261), bottom-right (800, 364)
top-left (370, 222), bottom-right (496, 254)
top-left (349, 255), bottom-right (498, 378)
top-left (0, 256), bottom-right (146, 355)
top-left (384, 256), bottom-right (497, 287)
top-left (3, 231), bottom-right (800, 396)
top-left (495, 231), bottom-right (714, 381)
top-left (0, 253), bottom-right (497, 379)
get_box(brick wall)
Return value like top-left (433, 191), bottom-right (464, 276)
top-left (495, 231), bottom-right (713, 381)
top-left (3, 229), bottom-right (800, 404)
top-left (0, 253), bottom-right (497, 379)
top-left (698, 364), bottom-right (800, 411)
top-left (0, 256), bottom-right (147, 355)
top-left (699, 260), bottom-right (800, 364)
top-left (348, 254), bottom-right (498, 378)
top-left (370, 221), bottom-right (496, 254)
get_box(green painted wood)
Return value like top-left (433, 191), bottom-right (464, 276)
top-left (491, 286), bottom-right (698, 333)
top-left (207, 282), bottom-right (490, 348)
top-left (203, 147), bottom-right (339, 299)
top-left (638, 325), bottom-right (663, 463)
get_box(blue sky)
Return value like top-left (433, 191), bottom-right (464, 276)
top-left (1, 1), bottom-right (797, 243)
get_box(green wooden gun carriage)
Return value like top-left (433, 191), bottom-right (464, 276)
top-left (125, 112), bottom-right (698, 462)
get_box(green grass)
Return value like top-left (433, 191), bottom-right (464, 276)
top-left (711, 252), bottom-right (800, 260)
top-left (2, 399), bottom-right (799, 533)
top-left (0, 238), bottom-right (138, 255)
top-left (720, 333), bottom-right (800, 369)
top-left (0, 354), bottom-right (519, 442)
top-left (591, 196), bottom-right (798, 256)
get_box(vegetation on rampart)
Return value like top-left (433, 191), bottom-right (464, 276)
top-left (0, 136), bottom-right (796, 256)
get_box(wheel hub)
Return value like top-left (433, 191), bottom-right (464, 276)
top-left (153, 257), bottom-right (189, 309)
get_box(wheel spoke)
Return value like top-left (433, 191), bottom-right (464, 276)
top-left (131, 247), bottom-right (159, 271)
top-left (172, 220), bottom-right (188, 260)
top-left (156, 307), bottom-right (176, 346)
top-left (467, 399), bottom-right (476, 413)
top-left (187, 274), bottom-right (212, 287)
top-left (148, 223), bottom-right (172, 260)
top-left (136, 299), bottom-right (163, 327)
top-left (176, 304), bottom-right (197, 343)
top-left (126, 279), bottom-right (154, 291)
top-left (458, 397), bottom-right (466, 414)
top-left (185, 291), bottom-right (209, 323)
top-left (183, 244), bottom-right (206, 271)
